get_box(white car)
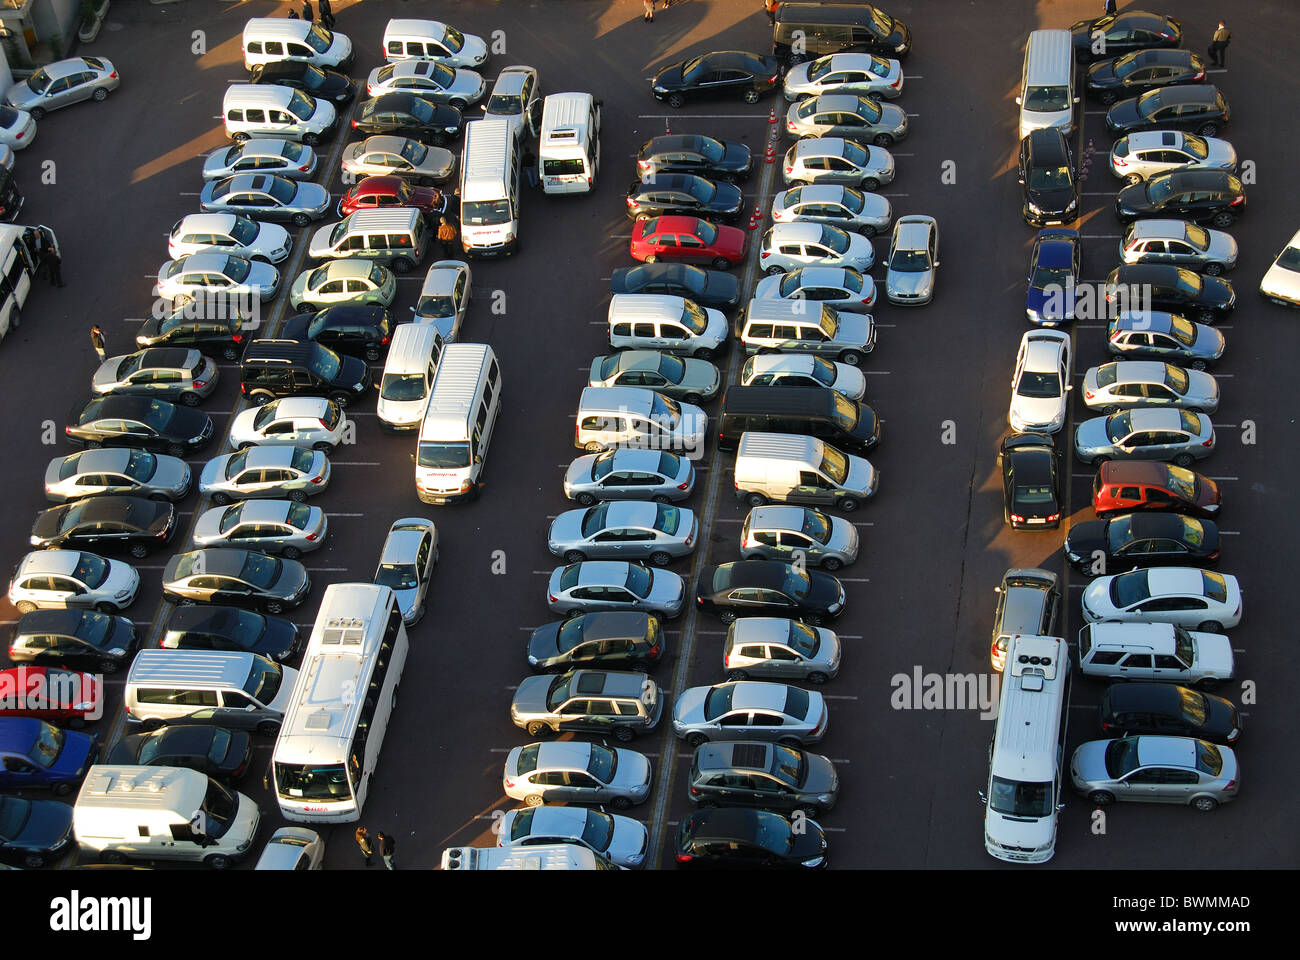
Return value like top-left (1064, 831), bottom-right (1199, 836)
top-left (8, 549), bottom-right (140, 614)
top-left (155, 253), bottom-right (280, 302)
top-left (168, 214), bottom-right (293, 265)
top-left (389, 20), bottom-right (489, 69)
top-left (366, 60), bottom-right (485, 106)
top-left (1081, 567), bottom-right (1242, 632)
top-left (229, 396), bottom-right (348, 453)
top-left (0, 104), bottom-right (36, 150)
top-left (752, 265), bottom-right (876, 312)
top-left (782, 137), bottom-right (894, 189)
top-left (1082, 361), bottom-right (1219, 414)
top-left (1119, 220), bottom-right (1237, 275)
top-left (1259, 227), bottom-right (1300, 307)
top-left (289, 259), bottom-right (396, 311)
top-left (373, 517), bottom-right (439, 626)
top-left (883, 215), bottom-right (939, 305)
top-left (1008, 330), bottom-right (1072, 434)
top-left (740, 354), bottom-right (865, 400)
top-left (203, 139), bottom-right (318, 181)
top-left (783, 53), bottom-right (903, 101)
top-left (770, 185), bottom-right (892, 236)
top-left (1109, 131), bottom-right (1236, 183)
top-left (760, 222), bottom-right (874, 276)
top-left (502, 741), bottom-right (652, 809)
top-left (411, 260), bottom-right (471, 341)
top-left (254, 827), bottom-right (324, 871)
top-left (0, 143), bottom-right (13, 173)
top-left (498, 806), bottom-right (648, 869)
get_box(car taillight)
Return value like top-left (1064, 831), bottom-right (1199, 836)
top-left (769, 74), bottom-right (779, 84)
top-left (548, 593), bottom-right (558, 603)
top-left (760, 250), bottom-right (770, 258)
top-left (1224, 779), bottom-right (1236, 792)
top-left (503, 778), bottom-right (514, 789)
top-left (649, 643), bottom-right (661, 657)
top-left (1010, 514), bottom-right (1024, 523)
top-left (381, 334), bottom-right (390, 345)
top-left (1229, 195), bottom-right (1244, 206)
top-left (637, 160), bottom-right (651, 171)
top-left (318, 419), bottom-right (331, 430)
top-left (310, 475), bottom-right (324, 484)
top-left (15, 131), bottom-right (23, 140)
top-left (241, 383), bottom-right (248, 394)
top-left (626, 197), bottom-right (637, 207)
top-left (689, 785), bottom-right (699, 795)
top-left (1113, 156), bottom-right (1127, 168)
top-left (1201, 437), bottom-right (1213, 446)
top-left (1207, 550), bottom-right (1219, 560)
top-left (890, 76), bottom-right (901, 88)
top-left (109, 71), bottom-right (118, 79)
top-left (351, 120), bottom-right (359, 128)
top-left (305, 532), bottom-right (319, 542)
top-left (300, 163), bottom-right (312, 172)
top-left (684, 532), bottom-right (694, 547)
top-left (231, 334), bottom-right (243, 343)
top-left (1045, 513), bottom-right (1060, 522)
top-left (784, 166), bottom-right (794, 174)
top-left (1192, 71), bottom-right (1204, 81)
top-left (192, 380), bottom-right (207, 390)
top-left (678, 481), bottom-right (690, 490)
top-left (675, 853), bottom-right (693, 863)
top-left (695, 596), bottom-right (704, 605)
top-left (786, 121), bottom-right (797, 132)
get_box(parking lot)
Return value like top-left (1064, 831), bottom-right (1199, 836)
top-left (0, 0), bottom-right (1296, 872)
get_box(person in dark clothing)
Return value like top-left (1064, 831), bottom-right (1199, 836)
top-left (89, 325), bottom-right (107, 363)
top-left (355, 826), bottom-right (374, 867)
top-left (1103, 0), bottom-right (1116, 16)
top-left (1208, 22), bottom-right (1231, 68)
top-left (287, 8), bottom-right (299, 17)
top-left (301, 2), bottom-right (314, 23)
top-left (377, 831), bottom-right (396, 870)
top-left (39, 227), bottom-right (62, 287)
top-left (318, 0), bottom-right (335, 29)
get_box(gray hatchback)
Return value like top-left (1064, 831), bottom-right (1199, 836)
top-left (688, 741), bottom-right (839, 814)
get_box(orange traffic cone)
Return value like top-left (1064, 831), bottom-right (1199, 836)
top-left (768, 107), bottom-right (777, 124)
top-left (765, 141), bottom-right (776, 163)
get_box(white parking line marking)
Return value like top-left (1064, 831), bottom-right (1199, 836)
top-left (1080, 234), bottom-right (1121, 239)
top-left (821, 694), bottom-right (858, 700)
top-left (693, 630), bottom-right (726, 636)
top-left (1218, 530), bottom-right (1240, 535)
top-left (326, 513), bottom-right (365, 518)
top-left (638, 114), bottom-right (766, 119)
top-left (331, 462), bottom-right (382, 466)
top-left (1208, 476), bottom-right (1237, 481)
top-left (1068, 583), bottom-right (1087, 589)
top-left (307, 567), bottom-right (349, 572)
top-left (837, 635), bottom-right (862, 639)
top-left (865, 370), bottom-right (890, 374)
top-left (531, 570), bottom-right (553, 575)
top-left (1212, 423), bottom-right (1236, 429)
top-left (1081, 192), bottom-right (1114, 196)
top-left (839, 577), bottom-right (869, 582)
top-left (1075, 324), bottom-right (1107, 329)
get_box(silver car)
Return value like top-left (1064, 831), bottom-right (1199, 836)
top-left (740, 354), bottom-right (865, 400)
top-left (783, 53), bottom-right (903, 101)
top-left (411, 260), bottom-right (470, 341)
top-left (92, 348), bottom-right (218, 406)
top-left (372, 517), bottom-right (438, 626)
top-left (548, 501), bottom-right (698, 565)
top-left (1109, 131), bottom-right (1236, 183)
top-left (482, 65), bottom-right (541, 140)
top-left (588, 350), bottom-right (720, 403)
top-left (254, 827), bottom-right (324, 871)
top-left (0, 104), bottom-right (35, 151)
top-left (511, 670), bottom-right (663, 741)
top-left (199, 446), bottom-right (330, 504)
top-left (739, 506), bottom-right (858, 570)
top-left (155, 253), bottom-right (280, 303)
top-left (546, 561), bottom-right (686, 619)
top-left (672, 680), bottom-right (829, 747)
top-left (200, 174), bottom-right (332, 228)
top-left (1074, 408), bottom-right (1215, 466)
top-left (192, 499), bottom-right (328, 559)
top-left (498, 806), bottom-right (648, 870)
top-left (782, 137), bottom-right (895, 189)
top-left (1119, 219), bottom-right (1237, 275)
top-left (340, 136), bottom-right (456, 185)
top-left (562, 449), bottom-right (695, 506)
top-left (45, 449), bottom-right (191, 504)
top-left (1106, 311), bottom-right (1225, 370)
top-left (168, 214), bottom-right (293, 265)
top-left (365, 60), bottom-right (485, 107)
top-left (752, 265), bottom-right (876, 313)
top-left (771, 185), bottom-right (892, 237)
top-left (722, 618), bottom-right (842, 683)
top-left (5, 57), bottom-right (118, 119)
top-left (203, 139), bottom-right (318, 181)
top-left (1070, 736), bottom-right (1239, 811)
top-left (7, 549), bottom-right (140, 614)
top-left (785, 93), bottom-right (908, 146)
top-left (1082, 361), bottom-right (1220, 414)
top-left (503, 741), bottom-right (652, 809)
top-left (760, 222), bottom-right (875, 276)
top-left (884, 215), bottom-right (939, 305)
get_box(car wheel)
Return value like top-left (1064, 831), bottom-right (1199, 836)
top-left (644, 255), bottom-right (657, 264)
top-left (584, 441), bottom-right (605, 453)
top-left (264, 600), bottom-right (285, 615)
top-left (84, 440), bottom-right (102, 450)
top-left (281, 546), bottom-right (301, 560)
top-left (613, 726), bottom-right (635, 743)
top-left (288, 490), bottom-right (308, 503)
top-left (99, 657), bottom-right (121, 675)
top-left (524, 794), bottom-right (544, 807)
top-left (838, 497), bottom-right (859, 512)
top-left (204, 854), bottom-right (231, 870)
top-left (233, 133), bottom-right (250, 144)
top-left (8, 307), bottom-right (19, 330)
top-left (1091, 456), bottom-right (1110, 467)
top-left (1209, 212), bottom-right (1235, 229)
top-left (609, 796), bottom-right (632, 810)
top-left (149, 493), bottom-right (172, 503)
top-left (1191, 796), bottom-right (1218, 812)
top-left (807, 671), bottom-right (829, 685)
top-left (651, 493), bottom-right (675, 505)
top-left (1202, 262), bottom-right (1224, 276)
top-left (1103, 405), bottom-right (1120, 415)
top-left (1088, 790), bottom-right (1115, 806)
top-left (727, 670), bottom-right (748, 682)
top-left (291, 213), bottom-right (311, 227)
top-left (711, 257), bottom-right (733, 271)
top-left (1100, 92), bottom-right (1118, 106)
top-left (96, 601), bottom-right (120, 614)
top-left (1197, 122), bottom-right (1219, 136)
top-left (165, 441), bottom-right (188, 457)
top-left (1190, 359), bottom-right (1208, 371)
top-left (692, 347), bottom-right (715, 360)
top-left (219, 343), bottom-right (240, 362)
top-left (1195, 676), bottom-right (1223, 691)
top-left (682, 391), bottom-right (703, 405)
top-left (250, 390), bottom-right (275, 406)
top-left (390, 257), bottom-right (413, 274)
top-left (746, 493), bottom-right (767, 507)
top-left (52, 780), bottom-right (75, 797)
top-left (777, 736), bottom-right (802, 748)
top-left (256, 720), bottom-right (280, 737)
top-left (787, 53), bottom-right (808, 67)
top-left (839, 350), bottom-right (862, 365)
top-left (141, 718), bottom-right (163, 732)
top-left (802, 613), bottom-right (824, 626)
top-left (1125, 173), bottom-right (1143, 185)
top-left (302, 133), bottom-right (319, 146)
top-left (175, 598), bottom-right (196, 606)
top-left (328, 392), bottom-right (352, 408)
top-left (211, 492), bottom-right (232, 506)
top-left (129, 543), bottom-right (149, 559)
top-left (861, 177), bottom-right (879, 191)
top-left (312, 442), bottom-right (335, 454)
top-left (449, 99), bottom-right (466, 111)
top-left (299, 302), bottom-right (319, 313)
top-left (766, 265), bottom-right (784, 276)
top-left (1172, 453), bottom-right (1195, 467)
top-left (667, 93), bottom-right (685, 109)
top-left (872, 134), bottom-right (894, 147)
top-left (649, 551), bottom-right (673, 567)
top-left (14, 601), bottom-right (36, 613)
top-left (563, 550), bottom-right (586, 564)
top-left (101, 850), bottom-right (127, 865)
top-left (92, 87), bottom-right (110, 102)
top-left (743, 88), bottom-right (761, 105)
top-left (525, 721), bottom-right (552, 738)
top-left (718, 610), bottom-right (737, 623)
top-left (685, 732), bottom-right (708, 748)
top-left (20, 851), bottom-right (45, 869)
top-left (575, 492), bottom-right (597, 506)
top-left (821, 557), bottom-right (842, 572)
top-left (364, 346), bottom-right (382, 362)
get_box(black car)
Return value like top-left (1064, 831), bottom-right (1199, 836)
top-left (675, 807), bottom-right (827, 869)
top-left (1114, 170), bottom-right (1245, 228)
top-left (1105, 264), bottom-right (1235, 323)
top-left (651, 51), bottom-right (782, 108)
top-left (8, 610), bottom-right (138, 674)
top-left (159, 707), bottom-right (282, 738)
top-left (239, 338), bottom-right (372, 407)
top-left (999, 432), bottom-right (1063, 530)
top-left (695, 561), bottom-right (845, 625)
top-left (637, 135), bottom-right (752, 183)
top-left (161, 548), bottom-right (311, 615)
top-left (772, 3), bottom-right (911, 63)
top-left (250, 60), bottom-right (354, 104)
top-left (30, 496), bottom-right (177, 559)
top-left (1018, 128), bottom-right (1079, 227)
top-left (1105, 85), bottom-right (1229, 137)
top-left (280, 305), bottom-right (393, 362)
top-left (625, 174), bottom-right (744, 223)
top-left (105, 726), bottom-right (254, 782)
top-left (0, 796), bottom-right (75, 868)
top-left (526, 611), bottom-right (665, 673)
top-left (160, 604), bottom-right (300, 663)
top-left (136, 308), bottom-right (248, 362)
top-left (1065, 512), bottom-right (1220, 574)
top-left (610, 263), bottom-right (741, 311)
top-left (66, 395), bottom-right (214, 457)
top-left (1070, 10), bottom-right (1182, 63)
top-left (1099, 683), bottom-right (1240, 743)
top-left (1086, 48), bottom-right (1205, 105)
top-left (352, 93), bottom-right (463, 145)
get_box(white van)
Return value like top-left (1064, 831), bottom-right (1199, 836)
top-left (607, 294), bottom-right (729, 359)
top-left (124, 649), bottom-right (299, 732)
top-left (459, 117), bottom-right (521, 257)
top-left (575, 386), bottom-right (708, 458)
top-left (441, 843), bottom-right (618, 870)
top-left (414, 343), bottom-right (502, 503)
top-left (378, 323), bottom-right (445, 432)
top-left (382, 19), bottom-right (489, 69)
top-left (223, 84), bottom-right (336, 145)
top-left (539, 92), bottom-right (601, 194)
top-left (307, 208), bottom-right (429, 272)
top-left (734, 432), bottom-right (877, 512)
top-left (74, 765), bottom-right (261, 869)
top-left (0, 224), bottom-right (40, 340)
top-left (242, 18), bottom-right (353, 72)
top-left (1017, 29), bottom-right (1077, 140)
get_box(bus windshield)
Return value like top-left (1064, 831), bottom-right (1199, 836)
top-left (275, 762), bottom-right (352, 801)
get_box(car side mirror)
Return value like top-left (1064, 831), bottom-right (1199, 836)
top-left (409, 453), bottom-right (416, 463)
top-left (1065, 384), bottom-right (1074, 391)
top-left (1073, 96), bottom-right (1080, 104)
top-left (976, 789), bottom-right (988, 805)
top-left (1015, 96), bottom-right (1022, 106)
top-left (932, 260), bottom-right (940, 267)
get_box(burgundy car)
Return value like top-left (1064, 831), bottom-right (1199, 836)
top-left (337, 175), bottom-right (446, 219)
top-left (630, 215), bottom-right (747, 270)
top-left (1092, 460), bottom-right (1221, 519)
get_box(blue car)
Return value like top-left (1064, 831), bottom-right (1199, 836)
top-left (0, 718), bottom-right (97, 796)
top-left (1025, 229), bottom-right (1080, 326)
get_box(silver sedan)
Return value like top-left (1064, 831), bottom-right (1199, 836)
top-left (548, 501), bottom-right (697, 566)
top-left (366, 60), bottom-right (485, 108)
top-left (563, 449), bottom-right (695, 506)
top-left (1074, 408), bottom-right (1215, 467)
top-left (191, 500), bottom-right (328, 559)
top-left (44, 449), bottom-right (191, 504)
top-left (771, 185), bottom-right (892, 237)
top-left (412, 260), bottom-right (471, 341)
top-left (739, 505), bottom-right (859, 570)
top-left (723, 618), bottom-right (842, 684)
top-left (1070, 736), bottom-right (1239, 811)
top-left (740, 354), bottom-right (865, 400)
top-left (783, 53), bottom-right (903, 102)
top-left (199, 446), bottom-right (330, 504)
top-left (785, 94), bottom-right (908, 146)
top-left (5, 57), bottom-right (118, 119)
top-left (340, 135), bottom-right (456, 185)
top-left (498, 806), bottom-right (649, 870)
top-left (203, 140), bottom-right (318, 182)
top-left (200, 174), bottom-right (332, 228)
top-left (373, 517), bottom-right (438, 626)
top-left (672, 681), bottom-right (829, 747)
top-left (588, 350), bottom-right (720, 404)
top-left (1082, 361), bottom-right (1220, 415)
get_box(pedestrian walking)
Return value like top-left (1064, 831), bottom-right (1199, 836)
top-left (287, 8), bottom-right (299, 18)
top-left (355, 826), bottom-right (374, 867)
top-left (1208, 21), bottom-right (1231, 68)
top-left (523, 149), bottom-right (539, 188)
top-left (89, 325), bottom-right (107, 364)
top-left (377, 831), bottom-right (396, 870)
top-left (1103, 0), bottom-right (1116, 16)
top-left (436, 216), bottom-right (458, 258)
top-left (318, 0), bottom-right (335, 30)
top-left (39, 227), bottom-right (62, 287)
top-left (301, 1), bottom-right (314, 24)
top-left (642, 0), bottom-right (654, 22)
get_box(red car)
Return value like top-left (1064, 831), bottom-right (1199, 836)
top-left (337, 175), bottom-right (446, 219)
top-left (1092, 461), bottom-right (1221, 519)
top-left (0, 666), bottom-right (102, 727)
top-left (630, 215), bottom-right (746, 270)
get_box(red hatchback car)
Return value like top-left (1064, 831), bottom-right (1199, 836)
top-left (630, 216), bottom-right (746, 270)
top-left (0, 666), bottom-right (102, 727)
top-left (337, 175), bottom-right (446, 219)
top-left (1092, 461), bottom-right (1221, 519)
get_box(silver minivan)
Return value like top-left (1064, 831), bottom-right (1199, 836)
top-left (124, 649), bottom-right (298, 734)
top-left (308, 208), bottom-right (428, 273)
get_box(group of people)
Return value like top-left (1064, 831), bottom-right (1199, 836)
top-left (355, 827), bottom-right (397, 870)
top-left (642, 0), bottom-right (674, 23)
top-left (287, 0), bottom-right (334, 28)
top-left (23, 226), bottom-right (61, 288)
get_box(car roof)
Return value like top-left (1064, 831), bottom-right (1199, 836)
top-left (532, 739), bottom-right (594, 770)
top-left (14, 609), bottom-right (89, 635)
top-left (812, 93), bottom-right (871, 112)
top-left (17, 549), bottom-right (84, 577)
top-left (598, 500), bottom-right (662, 529)
top-left (730, 617), bottom-right (799, 645)
top-left (0, 716), bottom-right (46, 749)
top-left (419, 262), bottom-right (463, 296)
top-left (649, 215), bottom-right (709, 233)
top-left (1142, 566), bottom-right (1213, 596)
top-left (569, 670), bottom-right (645, 698)
top-left (571, 611), bottom-right (653, 641)
top-left (489, 68), bottom-right (532, 95)
top-left (350, 175), bottom-right (409, 197)
top-left (1099, 460), bottom-right (1176, 485)
top-left (319, 259), bottom-right (378, 279)
top-left (783, 184), bottom-right (850, 204)
top-left (165, 603), bottom-right (256, 633)
top-left (574, 561), bottom-right (637, 585)
top-left (379, 526), bottom-right (427, 564)
top-left (66, 448), bottom-right (135, 472)
top-left (821, 52), bottom-right (886, 69)
top-left (591, 447), bottom-right (671, 473)
top-left (1124, 407), bottom-right (1191, 429)
top-left (793, 137), bottom-right (850, 159)
top-left (1124, 129), bottom-right (1192, 149)
top-left (361, 135), bottom-right (415, 153)
top-left (686, 806), bottom-right (775, 840)
top-left (1134, 736), bottom-right (1199, 769)
top-left (692, 51), bottom-right (764, 70)
top-left (231, 139), bottom-right (294, 158)
top-left (770, 221), bottom-right (826, 241)
top-left (1140, 84), bottom-right (1218, 105)
top-left (710, 561), bottom-right (794, 593)
top-left (1112, 310), bottom-right (1178, 332)
top-left (1027, 127), bottom-right (1070, 159)
top-left (1036, 237), bottom-right (1077, 267)
top-left (56, 496), bottom-right (155, 524)
top-left (1118, 48), bottom-right (1193, 66)
top-left (749, 505), bottom-right (813, 530)
top-left (224, 173), bottom-right (295, 193)
top-left (182, 549), bottom-right (255, 577)
top-left (893, 219), bottom-right (931, 249)
top-left (697, 741), bottom-right (773, 773)
top-left (646, 134), bottom-right (719, 153)
top-left (747, 353), bottom-right (817, 374)
top-left (226, 499), bottom-right (293, 524)
top-left (269, 396), bottom-right (333, 418)
top-left (1022, 336), bottom-right (1067, 370)
top-left (41, 58), bottom-right (102, 80)
top-left (1119, 512), bottom-right (1196, 539)
top-left (176, 213), bottom-right (241, 233)
top-left (787, 266), bottom-right (851, 285)
top-left (1106, 360), bottom-right (1174, 384)
top-left (1104, 682), bottom-right (1183, 712)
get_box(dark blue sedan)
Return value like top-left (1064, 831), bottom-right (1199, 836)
top-left (0, 718), bottom-right (97, 796)
top-left (1025, 229), bottom-right (1080, 326)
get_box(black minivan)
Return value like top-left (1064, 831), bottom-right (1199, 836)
top-left (772, 3), bottom-right (912, 66)
top-left (240, 338), bottom-right (371, 407)
top-left (717, 385), bottom-right (879, 453)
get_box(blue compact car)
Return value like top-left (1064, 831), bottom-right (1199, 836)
top-left (0, 718), bottom-right (97, 796)
top-left (1025, 229), bottom-right (1080, 326)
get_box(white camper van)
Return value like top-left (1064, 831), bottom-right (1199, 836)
top-left (538, 92), bottom-right (601, 194)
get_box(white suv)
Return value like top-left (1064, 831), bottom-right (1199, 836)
top-left (1077, 621), bottom-right (1234, 688)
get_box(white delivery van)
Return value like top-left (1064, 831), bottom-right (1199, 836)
top-left (734, 431), bottom-right (877, 512)
top-left (539, 92), bottom-right (601, 194)
top-left (74, 765), bottom-right (261, 869)
top-left (377, 322), bottom-right (445, 432)
top-left (223, 84), bottom-right (337, 145)
top-left (242, 18), bottom-right (353, 72)
top-left (1018, 29), bottom-right (1077, 140)
top-left (0, 223), bottom-right (40, 340)
top-left (459, 117), bottom-right (520, 257)
top-left (441, 843), bottom-right (619, 870)
top-left (414, 343), bottom-right (502, 503)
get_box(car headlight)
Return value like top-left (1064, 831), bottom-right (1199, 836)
top-left (1064, 199), bottom-right (1078, 213)
top-left (802, 855), bottom-right (825, 867)
top-left (817, 793), bottom-right (834, 805)
top-left (653, 86), bottom-right (668, 94)
top-left (190, 435), bottom-right (206, 443)
top-left (73, 701), bottom-right (93, 712)
top-left (827, 601), bottom-right (842, 614)
top-left (1026, 308), bottom-right (1040, 320)
top-left (114, 589), bottom-right (132, 600)
top-left (108, 647), bottom-right (125, 657)
top-left (1028, 202), bottom-right (1044, 215)
top-left (353, 383), bottom-right (365, 391)
top-left (895, 43), bottom-right (907, 52)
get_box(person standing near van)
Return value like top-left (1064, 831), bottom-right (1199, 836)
top-left (318, 0), bottom-right (335, 29)
top-left (642, 0), bottom-right (654, 22)
top-left (301, 1), bottom-right (313, 23)
top-left (89, 325), bottom-right (107, 363)
top-left (1103, 0), bottom-right (1116, 15)
top-left (1208, 21), bottom-right (1231, 68)
top-left (355, 826), bottom-right (374, 866)
top-left (287, 8), bottom-right (299, 17)
top-left (39, 226), bottom-right (62, 287)
top-left (436, 217), bottom-right (458, 258)
top-left (377, 830), bottom-right (396, 870)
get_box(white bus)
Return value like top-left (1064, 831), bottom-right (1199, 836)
top-left (538, 93), bottom-right (601, 194)
top-left (272, 583), bottom-right (409, 823)
top-left (981, 633), bottom-right (1072, 864)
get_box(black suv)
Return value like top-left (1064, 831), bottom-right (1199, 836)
top-left (250, 60), bottom-right (354, 104)
top-left (1018, 128), bottom-right (1079, 227)
top-left (136, 308), bottom-right (248, 362)
top-left (1105, 85), bottom-right (1229, 137)
top-left (280, 305), bottom-right (393, 362)
top-left (240, 338), bottom-right (371, 407)
top-left (625, 174), bottom-right (744, 223)
top-left (1098, 683), bottom-right (1241, 743)
top-left (1114, 169), bottom-right (1245, 228)
top-left (1085, 48), bottom-right (1205, 105)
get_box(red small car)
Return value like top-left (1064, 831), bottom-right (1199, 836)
top-left (337, 175), bottom-right (446, 219)
top-left (1092, 460), bottom-right (1221, 519)
top-left (630, 215), bottom-right (746, 270)
top-left (0, 666), bottom-right (102, 727)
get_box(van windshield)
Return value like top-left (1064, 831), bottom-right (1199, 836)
top-left (200, 780), bottom-right (238, 838)
top-left (418, 441), bottom-right (471, 468)
top-left (1023, 85), bottom-right (1069, 112)
top-left (304, 24), bottom-right (334, 53)
top-left (461, 199), bottom-right (512, 226)
top-left (989, 776), bottom-right (1053, 817)
top-left (679, 301), bottom-right (709, 334)
top-left (243, 658), bottom-right (283, 705)
top-left (275, 762), bottom-right (352, 801)
top-left (287, 90), bottom-right (318, 121)
top-left (380, 372), bottom-right (427, 401)
top-left (819, 445), bottom-right (848, 484)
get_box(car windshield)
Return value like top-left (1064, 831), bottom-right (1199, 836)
top-left (1167, 314), bottom-right (1197, 346)
top-left (786, 621), bottom-right (820, 658)
top-left (286, 90), bottom-right (317, 121)
top-left (1195, 740), bottom-right (1223, 776)
top-left (657, 452), bottom-right (683, 478)
top-left (1175, 687), bottom-right (1209, 726)
top-left (800, 509), bottom-right (831, 543)
top-left (1137, 91), bottom-right (1169, 118)
top-left (1179, 410), bottom-right (1202, 434)
top-left (309, 347), bottom-right (342, 381)
top-left (819, 225), bottom-right (849, 254)
top-left (781, 566), bottom-right (811, 598)
top-left (417, 441), bottom-right (471, 468)
top-left (1015, 483), bottom-right (1055, 507)
top-left (286, 503), bottom-right (311, 529)
top-left (1105, 411), bottom-right (1134, 444)
top-left (1029, 161), bottom-right (1071, 191)
top-left (654, 353), bottom-right (686, 382)
top-left (1110, 569), bottom-right (1152, 608)
top-left (695, 137), bottom-right (725, 163)
top-left (703, 684), bottom-right (735, 721)
top-left (442, 25), bottom-right (465, 52)
top-left (304, 24), bottom-right (334, 53)
top-left (199, 780), bottom-right (239, 838)
top-left (694, 220), bottom-right (718, 245)
top-left (1276, 245), bottom-right (1300, 271)
top-left (218, 504), bottom-right (245, 534)
top-left (819, 445), bottom-right (848, 484)
top-left (796, 99), bottom-right (821, 119)
top-left (374, 561), bottom-right (418, 591)
top-left (892, 246), bottom-right (930, 271)
top-left (487, 89), bottom-right (522, 113)
top-left (625, 564), bottom-right (652, 597)
top-left (228, 218), bottom-right (260, 246)
top-left (830, 392), bottom-right (858, 432)
top-left (416, 292), bottom-right (455, 317)
top-left (26, 68), bottom-right (51, 93)
top-left (239, 552), bottom-right (282, 589)
top-left (243, 657), bottom-right (283, 704)
top-left (268, 178), bottom-right (297, 204)
top-left (678, 300), bottom-right (709, 335)
top-left (808, 357), bottom-right (837, 385)
top-left (276, 762), bottom-right (350, 801)
top-left (989, 776), bottom-right (1053, 817)
top-left (72, 552), bottom-right (110, 589)
top-left (1146, 177), bottom-right (1175, 204)
top-left (841, 140), bottom-right (868, 166)
top-left (461, 199), bottom-right (511, 225)
top-left (380, 372), bottom-right (426, 401)
top-left (1163, 465), bottom-right (1197, 501)
top-left (1023, 85), bottom-right (1069, 112)
top-left (580, 502), bottom-right (611, 538)
top-left (1200, 571), bottom-right (1228, 603)
top-left (752, 812), bottom-right (795, 854)
top-left (398, 139), bottom-right (427, 164)
top-left (123, 449), bottom-right (157, 481)
top-left (649, 393), bottom-right (681, 429)
top-left (223, 256), bottom-right (250, 282)
top-left (1104, 737), bottom-right (1144, 778)
top-left (28, 722), bottom-right (64, 768)
top-left (1031, 261), bottom-right (1071, 286)
top-left (1181, 223), bottom-right (1210, 251)
top-left (586, 744), bottom-right (616, 783)
top-left (655, 504), bottom-right (682, 535)
top-left (1162, 363), bottom-right (1189, 395)
top-left (686, 178), bottom-right (715, 203)
top-left (1017, 369), bottom-right (1062, 398)
top-left (252, 404), bottom-right (279, 429)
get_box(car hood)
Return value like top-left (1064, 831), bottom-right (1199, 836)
top-left (652, 63), bottom-right (687, 90)
top-left (1260, 260), bottom-right (1300, 300)
top-left (1027, 182), bottom-right (1078, 212)
top-left (1026, 280), bottom-right (1076, 320)
top-left (256, 617), bottom-right (299, 660)
top-left (878, 102), bottom-right (907, 130)
top-left (789, 821), bottom-right (827, 862)
top-left (1192, 633), bottom-right (1234, 677)
top-left (1070, 739), bottom-right (1113, 785)
top-left (149, 455), bottom-right (191, 492)
top-left (986, 802), bottom-right (1056, 854)
top-left (192, 507), bottom-right (228, 545)
top-left (802, 752), bottom-right (838, 796)
top-left (681, 358), bottom-right (722, 395)
top-left (1087, 61), bottom-right (1120, 87)
top-left (271, 560), bottom-right (309, 599)
top-left (16, 799), bottom-right (73, 847)
top-left (91, 357), bottom-right (126, 392)
top-left (1115, 181), bottom-right (1151, 212)
top-left (1202, 695), bottom-right (1240, 740)
top-left (648, 569), bottom-right (686, 607)
top-left (721, 142), bottom-right (752, 174)
top-left (612, 749), bottom-right (652, 793)
top-left (526, 622), bottom-right (564, 664)
top-left (31, 508), bottom-right (69, 542)
top-left (1105, 99), bottom-right (1143, 130)
top-left (1205, 231), bottom-right (1237, 267)
top-left (1074, 416), bottom-right (1113, 456)
top-left (5, 82), bottom-right (44, 112)
top-left (561, 457), bottom-right (596, 494)
top-left (511, 674), bottom-right (554, 717)
top-left (806, 571), bottom-right (845, 611)
top-left (607, 817), bottom-right (648, 865)
top-left (50, 729), bottom-right (97, 781)
top-left (165, 404), bottom-right (212, 440)
top-left (699, 270), bottom-right (741, 308)
top-left (1064, 521), bottom-right (1106, 560)
top-left (886, 267), bottom-right (932, 297)
top-left (1195, 276), bottom-right (1234, 308)
top-left (832, 312), bottom-right (872, 347)
top-left (672, 685), bottom-right (709, 727)
top-left (1012, 393), bottom-right (1065, 430)
top-left (547, 510), bottom-right (586, 548)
